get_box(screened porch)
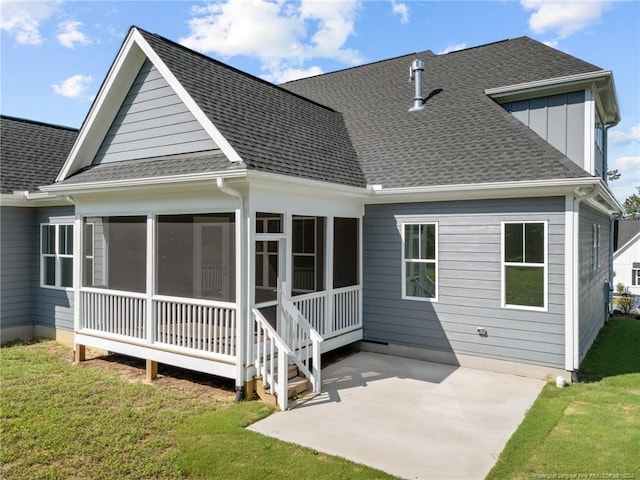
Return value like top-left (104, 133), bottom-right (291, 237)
top-left (74, 208), bottom-right (363, 384)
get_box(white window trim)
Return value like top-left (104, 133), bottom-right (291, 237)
top-left (40, 223), bottom-right (74, 290)
top-left (401, 222), bottom-right (439, 302)
top-left (501, 220), bottom-right (548, 312)
top-left (592, 223), bottom-right (601, 271)
top-left (632, 268), bottom-right (640, 287)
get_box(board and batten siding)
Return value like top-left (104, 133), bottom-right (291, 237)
top-left (93, 59), bottom-right (217, 165)
top-left (0, 207), bottom-right (37, 332)
top-left (504, 91), bottom-right (585, 170)
top-left (363, 197), bottom-right (566, 369)
top-left (577, 205), bottom-right (610, 362)
top-left (32, 206), bottom-right (75, 332)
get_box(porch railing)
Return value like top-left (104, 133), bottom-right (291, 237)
top-left (81, 289), bottom-right (146, 339)
top-left (290, 285), bottom-right (361, 339)
top-left (154, 297), bottom-right (236, 356)
top-left (280, 298), bottom-right (322, 394)
top-left (79, 289), bottom-right (236, 360)
top-left (252, 308), bottom-right (291, 411)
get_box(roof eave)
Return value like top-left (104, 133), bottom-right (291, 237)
top-left (1, 191), bottom-right (74, 207)
top-left (41, 169), bottom-right (248, 195)
top-left (367, 177), bottom-right (622, 215)
top-left (485, 71), bottom-right (621, 125)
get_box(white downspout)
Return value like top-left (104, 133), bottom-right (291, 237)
top-left (567, 186), bottom-right (598, 377)
top-left (216, 178), bottom-right (245, 401)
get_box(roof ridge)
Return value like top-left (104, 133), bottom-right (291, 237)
top-left (282, 50), bottom-right (435, 85)
top-left (436, 37), bottom-right (517, 56)
top-left (0, 114), bottom-right (78, 132)
top-left (133, 26), bottom-right (339, 113)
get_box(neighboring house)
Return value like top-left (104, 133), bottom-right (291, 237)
top-left (0, 116), bottom-right (78, 344)
top-left (0, 27), bottom-right (622, 409)
top-left (613, 219), bottom-right (640, 295)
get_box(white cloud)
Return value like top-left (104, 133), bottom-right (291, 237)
top-left (609, 124), bottom-right (640, 146)
top-left (543, 39), bottom-right (559, 49)
top-left (57, 20), bottom-right (92, 48)
top-left (263, 65), bottom-right (324, 84)
top-left (521, 0), bottom-right (610, 39)
top-left (179, 0), bottom-right (362, 82)
top-left (52, 74), bottom-right (93, 98)
top-left (437, 42), bottom-right (467, 55)
top-left (0, 0), bottom-right (59, 45)
top-left (391, 0), bottom-right (409, 24)
top-left (613, 156), bottom-right (640, 171)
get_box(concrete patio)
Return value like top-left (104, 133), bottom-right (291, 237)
top-left (248, 351), bottom-right (545, 480)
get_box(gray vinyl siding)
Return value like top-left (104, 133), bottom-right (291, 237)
top-left (363, 197), bottom-right (566, 368)
top-left (93, 59), bottom-right (217, 165)
top-left (0, 206), bottom-right (36, 329)
top-left (577, 205), bottom-right (610, 362)
top-left (504, 91), bottom-right (585, 169)
top-left (33, 206), bottom-right (75, 332)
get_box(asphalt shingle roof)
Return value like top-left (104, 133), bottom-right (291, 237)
top-left (61, 151), bottom-right (236, 185)
top-left (615, 219), bottom-right (640, 251)
top-left (282, 37), bottom-right (601, 188)
top-left (137, 29), bottom-right (365, 188)
top-left (1, 115), bottom-right (78, 194)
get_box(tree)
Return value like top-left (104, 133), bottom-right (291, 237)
top-left (622, 186), bottom-right (640, 219)
top-left (608, 169), bottom-right (621, 181)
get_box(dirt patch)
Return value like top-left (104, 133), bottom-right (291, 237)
top-left (79, 350), bottom-right (236, 402)
top-left (15, 341), bottom-right (238, 403)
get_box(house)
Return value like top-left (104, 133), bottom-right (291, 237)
top-left (1, 116), bottom-right (78, 343)
top-left (613, 219), bottom-right (640, 295)
top-left (0, 26), bottom-right (621, 409)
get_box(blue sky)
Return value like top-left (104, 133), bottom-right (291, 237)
top-left (1, 0), bottom-right (638, 202)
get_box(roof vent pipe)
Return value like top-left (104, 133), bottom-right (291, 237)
top-left (408, 59), bottom-right (425, 112)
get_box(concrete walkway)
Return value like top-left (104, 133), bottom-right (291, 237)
top-left (248, 351), bottom-right (544, 480)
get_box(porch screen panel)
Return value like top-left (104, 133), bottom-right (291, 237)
top-left (292, 216), bottom-right (325, 295)
top-left (156, 213), bottom-right (235, 302)
top-left (83, 216), bottom-right (146, 293)
top-left (333, 217), bottom-right (359, 288)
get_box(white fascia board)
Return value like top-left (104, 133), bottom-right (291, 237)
top-left (133, 29), bottom-right (244, 164)
top-left (1, 192), bottom-right (72, 207)
top-left (485, 71), bottom-right (612, 98)
top-left (245, 170), bottom-right (369, 199)
top-left (613, 232), bottom-right (640, 260)
top-left (56, 28), bottom-right (146, 182)
top-left (486, 70), bottom-right (620, 126)
top-left (366, 177), bottom-right (603, 204)
top-left (41, 169), bottom-right (248, 195)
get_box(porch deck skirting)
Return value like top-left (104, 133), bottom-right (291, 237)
top-left (78, 289), bottom-right (238, 377)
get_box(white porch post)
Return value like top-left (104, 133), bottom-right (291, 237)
top-left (234, 205), bottom-right (244, 392)
top-left (145, 214), bottom-right (154, 345)
top-left (325, 216), bottom-right (334, 337)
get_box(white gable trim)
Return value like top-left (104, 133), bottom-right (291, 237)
top-left (56, 27), bottom-right (242, 183)
top-left (613, 231), bottom-right (640, 260)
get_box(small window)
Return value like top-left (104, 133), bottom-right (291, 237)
top-left (592, 224), bottom-right (601, 271)
top-left (41, 224), bottom-right (74, 289)
top-left (402, 223), bottom-right (437, 300)
top-left (502, 222), bottom-right (547, 309)
top-left (632, 268), bottom-right (640, 286)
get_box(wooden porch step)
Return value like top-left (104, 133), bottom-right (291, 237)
top-left (287, 376), bottom-right (309, 397)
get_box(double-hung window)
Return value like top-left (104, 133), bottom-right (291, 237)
top-left (41, 224), bottom-right (74, 288)
top-left (502, 221), bottom-right (547, 310)
top-left (402, 223), bottom-right (438, 300)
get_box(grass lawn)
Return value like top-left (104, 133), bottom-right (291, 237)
top-left (487, 317), bottom-right (640, 480)
top-left (0, 340), bottom-right (396, 479)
